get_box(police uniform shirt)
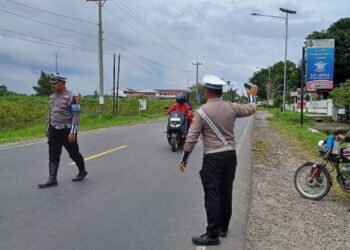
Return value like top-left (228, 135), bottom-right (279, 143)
top-left (184, 98), bottom-right (256, 154)
top-left (48, 88), bottom-right (80, 134)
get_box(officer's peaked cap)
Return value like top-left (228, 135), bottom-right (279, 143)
top-left (202, 74), bottom-right (225, 90)
top-left (48, 72), bottom-right (67, 83)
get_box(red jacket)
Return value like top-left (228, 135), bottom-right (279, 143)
top-left (167, 103), bottom-right (193, 124)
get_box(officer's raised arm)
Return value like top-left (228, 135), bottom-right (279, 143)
top-left (228, 85), bottom-right (257, 118)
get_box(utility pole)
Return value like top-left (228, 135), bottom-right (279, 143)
top-left (116, 54), bottom-right (121, 117)
top-left (267, 67), bottom-right (271, 103)
top-left (87, 0), bottom-right (107, 117)
top-left (226, 81), bottom-right (231, 101)
top-left (192, 62), bottom-right (202, 103)
top-left (55, 53), bottom-right (58, 74)
top-left (113, 53), bottom-right (116, 117)
top-left (300, 46), bottom-right (305, 125)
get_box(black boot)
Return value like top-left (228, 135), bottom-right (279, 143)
top-left (72, 158), bottom-right (88, 182)
top-left (192, 233), bottom-right (220, 246)
top-left (72, 170), bottom-right (88, 182)
top-left (38, 162), bottom-right (59, 188)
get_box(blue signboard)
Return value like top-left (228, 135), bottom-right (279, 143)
top-left (196, 93), bottom-right (202, 103)
top-left (306, 39), bottom-right (335, 91)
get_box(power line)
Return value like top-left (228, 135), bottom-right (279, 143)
top-left (0, 9), bottom-right (97, 39)
top-left (1, 7), bottom-right (193, 72)
top-left (105, 37), bottom-right (193, 72)
top-left (0, 28), bottom-right (173, 78)
top-left (0, 32), bottom-right (100, 53)
top-left (0, 29), bottom-right (101, 53)
top-left (4, 0), bottom-right (97, 25)
top-left (0, 32), bottom-right (188, 86)
top-left (1, 7), bottom-right (193, 75)
top-left (104, 8), bottom-right (190, 62)
top-left (111, 0), bottom-right (193, 61)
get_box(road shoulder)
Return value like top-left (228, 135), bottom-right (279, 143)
top-left (247, 111), bottom-right (350, 250)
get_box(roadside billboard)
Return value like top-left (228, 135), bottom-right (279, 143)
top-left (306, 39), bottom-right (335, 91)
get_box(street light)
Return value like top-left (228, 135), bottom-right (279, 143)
top-left (256, 66), bottom-right (271, 103)
top-left (251, 7), bottom-right (296, 113)
top-left (226, 81), bottom-right (230, 101)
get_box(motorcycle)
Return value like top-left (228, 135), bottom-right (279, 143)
top-left (294, 134), bottom-right (350, 200)
top-left (166, 111), bottom-right (187, 152)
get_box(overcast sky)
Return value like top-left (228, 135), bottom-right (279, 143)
top-left (0, 0), bottom-right (348, 96)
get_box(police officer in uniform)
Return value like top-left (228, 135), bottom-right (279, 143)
top-left (179, 74), bottom-right (257, 246)
top-left (38, 73), bottom-right (88, 188)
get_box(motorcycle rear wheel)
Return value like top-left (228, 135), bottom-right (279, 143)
top-left (294, 162), bottom-right (331, 200)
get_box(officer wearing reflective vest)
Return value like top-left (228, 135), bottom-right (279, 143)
top-left (38, 73), bottom-right (88, 188)
top-left (179, 74), bottom-right (257, 246)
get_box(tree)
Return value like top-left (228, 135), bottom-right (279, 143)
top-left (329, 80), bottom-right (350, 108)
top-left (188, 83), bottom-right (206, 105)
top-left (273, 96), bottom-right (283, 116)
top-left (0, 84), bottom-right (8, 95)
top-left (249, 60), bottom-right (300, 102)
top-left (223, 88), bottom-right (239, 102)
top-left (307, 18), bottom-right (350, 86)
top-left (33, 71), bottom-right (51, 96)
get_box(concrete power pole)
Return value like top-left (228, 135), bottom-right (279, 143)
top-left (192, 62), bottom-right (202, 103)
top-left (55, 53), bottom-right (58, 74)
top-left (87, 0), bottom-right (107, 116)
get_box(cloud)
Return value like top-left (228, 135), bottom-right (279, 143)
top-left (0, 0), bottom-right (348, 95)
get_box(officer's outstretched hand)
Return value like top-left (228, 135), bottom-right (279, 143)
top-left (68, 133), bottom-right (77, 143)
top-left (179, 161), bottom-right (187, 172)
top-left (251, 85), bottom-right (257, 96)
top-left (247, 85), bottom-right (258, 96)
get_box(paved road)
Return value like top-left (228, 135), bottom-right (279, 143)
top-left (0, 117), bottom-right (254, 250)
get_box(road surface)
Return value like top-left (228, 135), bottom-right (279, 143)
top-left (0, 117), bottom-right (254, 250)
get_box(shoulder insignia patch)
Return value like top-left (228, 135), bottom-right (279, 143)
top-left (71, 104), bottom-right (80, 112)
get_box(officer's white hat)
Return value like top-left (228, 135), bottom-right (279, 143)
top-left (48, 72), bottom-right (67, 83)
top-left (202, 74), bottom-right (225, 90)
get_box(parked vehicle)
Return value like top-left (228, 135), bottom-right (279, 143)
top-left (294, 134), bottom-right (350, 200)
top-left (166, 111), bottom-right (187, 152)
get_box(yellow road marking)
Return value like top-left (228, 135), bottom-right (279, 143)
top-left (69, 145), bottom-right (128, 166)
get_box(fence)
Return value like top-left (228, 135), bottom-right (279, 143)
top-left (286, 99), bottom-right (346, 121)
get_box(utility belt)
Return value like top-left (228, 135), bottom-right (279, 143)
top-left (204, 145), bottom-right (234, 155)
top-left (50, 124), bottom-right (72, 130)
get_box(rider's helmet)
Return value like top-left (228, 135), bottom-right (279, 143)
top-left (183, 91), bottom-right (190, 101)
top-left (176, 93), bottom-right (186, 104)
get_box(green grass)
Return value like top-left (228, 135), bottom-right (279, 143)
top-left (0, 113), bottom-right (167, 144)
top-left (259, 107), bottom-right (350, 201)
top-left (0, 94), bottom-right (172, 144)
top-left (263, 108), bottom-right (324, 158)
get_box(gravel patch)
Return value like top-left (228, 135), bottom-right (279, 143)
top-left (246, 111), bottom-right (350, 250)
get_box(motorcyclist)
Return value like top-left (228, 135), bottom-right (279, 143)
top-left (335, 133), bottom-right (350, 154)
top-left (183, 91), bottom-right (193, 110)
top-left (166, 93), bottom-right (193, 135)
top-left (336, 134), bottom-right (350, 142)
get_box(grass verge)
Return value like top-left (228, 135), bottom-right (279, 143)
top-left (0, 113), bottom-right (166, 145)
